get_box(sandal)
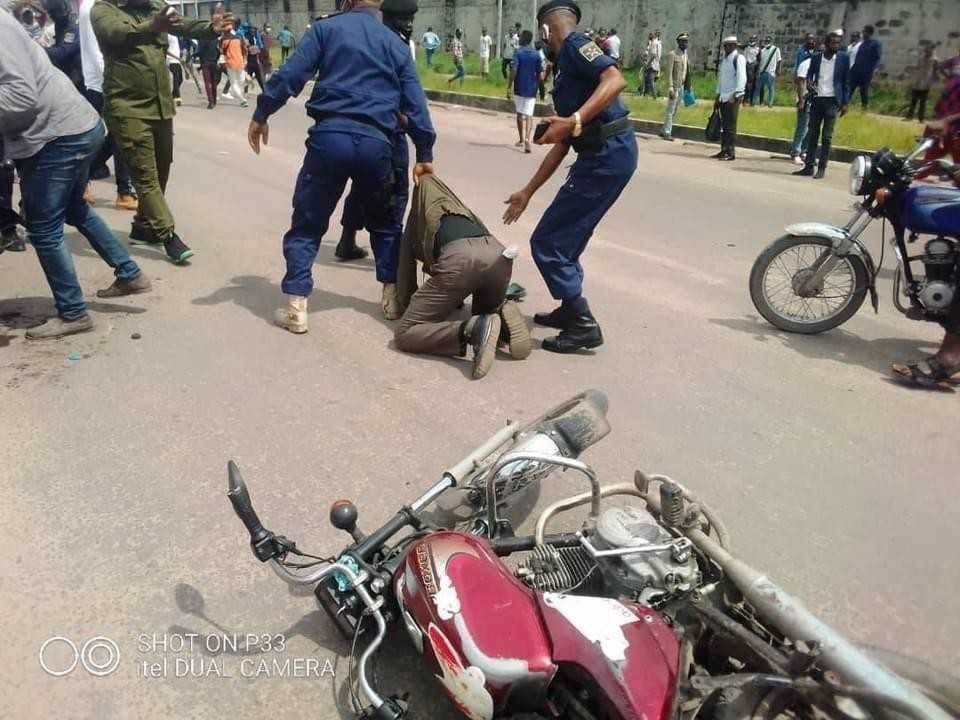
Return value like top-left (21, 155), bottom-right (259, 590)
top-left (890, 357), bottom-right (960, 389)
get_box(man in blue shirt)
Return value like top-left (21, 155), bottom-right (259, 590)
top-left (508, 30), bottom-right (543, 152)
top-left (794, 30), bottom-right (849, 179)
top-left (503, 0), bottom-right (637, 354)
top-left (277, 25), bottom-right (295, 63)
top-left (421, 26), bottom-right (440, 68)
top-left (247, 0), bottom-right (436, 334)
top-left (795, 33), bottom-right (816, 71)
top-left (849, 24), bottom-right (882, 109)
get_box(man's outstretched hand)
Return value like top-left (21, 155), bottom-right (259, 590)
top-left (413, 162), bottom-right (434, 184)
top-left (211, 12), bottom-right (235, 33)
top-left (503, 190), bottom-right (530, 224)
top-left (248, 120), bottom-right (269, 154)
top-left (150, 8), bottom-right (183, 34)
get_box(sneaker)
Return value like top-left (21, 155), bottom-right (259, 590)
top-left (175, 98), bottom-right (182, 106)
top-left (274, 295), bottom-right (308, 334)
top-left (26, 314), bottom-right (94, 340)
top-left (115, 194), bottom-right (139, 212)
top-left (382, 283), bottom-right (402, 321)
top-left (96, 273), bottom-right (152, 298)
top-left (164, 234), bottom-right (194, 264)
top-left (0, 227), bottom-right (26, 252)
top-left (207, 102), bottom-right (215, 109)
top-left (498, 301), bottom-right (532, 360)
top-left (793, 167), bottom-right (815, 177)
top-left (793, 155), bottom-right (805, 166)
top-left (467, 314), bottom-right (501, 380)
top-left (129, 223), bottom-right (161, 245)
top-left (240, 100), bottom-right (249, 108)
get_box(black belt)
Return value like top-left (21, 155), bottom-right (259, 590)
top-left (571, 116), bottom-right (632, 152)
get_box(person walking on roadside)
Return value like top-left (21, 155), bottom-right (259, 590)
top-left (0, 11), bottom-right (151, 339)
top-left (503, 0), bottom-right (637, 354)
top-left (714, 35), bottom-right (746, 161)
top-left (508, 30), bottom-right (543, 153)
top-left (848, 24), bottom-right (881, 110)
top-left (743, 35), bottom-right (760, 105)
top-left (421, 26), bottom-right (440, 68)
top-left (794, 30), bottom-right (849, 179)
top-left (395, 175), bottom-right (532, 379)
top-left (660, 32), bottom-right (690, 142)
top-left (167, 33), bottom-right (184, 106)
top-left (790, 52), bottom-right (813, 164)
top-left (196, 31), bottom-right (221, 108)
top-left (502, 23), bottom-right (520, 79)
top-left (642, 31), bottom-right (661, 97)
top-left (754, 35), bottom-right (781, 107)
top-left (243, 26), bottom-right (265, 93)
top-left (905, 44), bottom-right (938, 123)
top-left (479, 26), bottom-right (492, 79)
top-left (447, 27), bottom-right (465, 87)
top-left (260, 24), bottom-right (274, 78)
top-left (77, 0), bottom-right (138, 211)
top-left (93, 0), bottom-right (231, 264)
top-left (246, 0), bottom-right (436, 335)
top-left (277, 24), bottom-right (295, 63)
top-left (220, 21), bottom-right (248, 106)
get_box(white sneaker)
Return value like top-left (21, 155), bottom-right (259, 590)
top-left (382, 283), bottom-right (402, 321)
top-left (793, 156), bottom-right (805, 165)
top-left (274, 295), bottom-right (308, 334)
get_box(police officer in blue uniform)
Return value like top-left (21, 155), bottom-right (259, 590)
top-left (503, 0), bottom-right (637, 353)
top-left (247, 0), bottom-right (436, 334)
top-left (334, 0), bottom-right (418, 322)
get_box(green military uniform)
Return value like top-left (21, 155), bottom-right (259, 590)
top-left (92, 0), bottom-right (215, 243)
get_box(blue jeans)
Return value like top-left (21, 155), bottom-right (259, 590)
top-left (16, 123), bottom-right (141, 320)
top-left (663, 91), bottom-right (682, 136)
top-left (425, 48), bottom-right (436, 67)
top-left (792, 103), bottom-right (810, 156)
top-left (754, 73), bottom-right (776, 106)
top-left (282, 129), bottom-right (396, 296)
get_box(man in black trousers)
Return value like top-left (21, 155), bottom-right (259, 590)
top-left (794, 30), bottom-right (849, 179)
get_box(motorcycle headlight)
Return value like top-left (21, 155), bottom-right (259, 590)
top-left (849, 156), bottom-right (872, 196)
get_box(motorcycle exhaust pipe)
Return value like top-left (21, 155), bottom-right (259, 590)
top-left (642, 480), bottom-right (952, 720)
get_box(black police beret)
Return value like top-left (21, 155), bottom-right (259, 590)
top-left (381, 0), bottom-right (418, 14)
top-left (536, 0), bottom-right (581, 24)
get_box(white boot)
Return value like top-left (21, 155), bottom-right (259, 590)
top-left (274, 295), bottom-right (308, 334)
top-left (382, 283), bottom-right (402, 321)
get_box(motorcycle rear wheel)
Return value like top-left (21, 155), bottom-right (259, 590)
top-left (750, 235), bottom-right (869, 335)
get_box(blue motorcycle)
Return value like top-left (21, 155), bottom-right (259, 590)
top-left (750, 138), bottom-right (960, 334)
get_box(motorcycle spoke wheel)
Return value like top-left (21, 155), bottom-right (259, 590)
top-left (762, 244), bottom-right (856, 324)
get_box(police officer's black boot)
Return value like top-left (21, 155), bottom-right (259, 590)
top-left (335, 227), bottom-right (368, 261)
top-left (542, 297), bottom-right (604, 354)
top-left (533, 305), bottom-right (575, 330)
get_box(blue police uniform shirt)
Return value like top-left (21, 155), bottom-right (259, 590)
top-left (253, 8), bottom-right (436, 163)
top-left (552, 31), bottom-right (628, 125)
top-left (512, 45), bottom-right (543, 98)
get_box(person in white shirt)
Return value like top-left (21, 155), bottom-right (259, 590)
top-left (479, 27), bottom-right (492, 78)
top-left (847, 31), bottom-right (861, 67)
top-left (166, 34), bottom-right (183, 107)
top-left (753, 35), bottom-right (781, 106)
top-left (794, 30), bottom-right (850, 179)
top-left (744, 34), bottom-right (760, 105)
top-left (501, 23), bottom-right (520, 79)
top-left (605, 28), bottom-right (621, 65)
top-left (714, 35), bottom-right (747, 161)
top-left (642, 31), bottom-right (661, 96)
top-left (791, 55), bottom-right (812, 162)
top-left (77, 0), bottom-right (137, 210)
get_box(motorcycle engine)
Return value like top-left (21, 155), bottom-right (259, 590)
top-left (919, 238), bottom-right (957, 313)
top-left (591, 506), bottom-right (701, 605)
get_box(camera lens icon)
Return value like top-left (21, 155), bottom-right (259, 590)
top-left (39, 636), bottom-right (120, 677)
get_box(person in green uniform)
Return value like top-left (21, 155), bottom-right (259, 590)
top-left (92, 1), bottom-right (232, 264)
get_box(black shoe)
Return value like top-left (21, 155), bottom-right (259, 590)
top-left (164, 234), bottom-right (194, 264)
top-left (710, 151), bottom-right (727, 159)
top-left (793, 167), bottom-right (815, 177)
top-left (469, 314), bottom-right (501, 379)
top-left (533, 305), bottom-right (575, 330)
top-left (814, 166), bottom-right (827, 179)
top-left (542, 315), bottom-right (604, 354)
top-left (90, 165), bottom-right (111, 181)
top-left (207, 101), bottom-right (215, 109)
top-left (1, 227), bottom-right (26, 252)
top-left (719, 154), bottom-right (736, 161)
top-left (130, 223), bottom-right (161, 245)
top-left (335, 229), bottom-right (368, 261)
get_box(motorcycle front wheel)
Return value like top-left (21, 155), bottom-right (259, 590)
top-left (749, 235), bottom-right (869, 335)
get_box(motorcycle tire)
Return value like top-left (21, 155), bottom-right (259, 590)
top-left (749, 235), bottom-right (869, 335)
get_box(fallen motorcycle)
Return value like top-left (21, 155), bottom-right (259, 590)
top-left (226, 390), bottom-right (958, 719)
top-left (750, 137), bottom-right (960, 334)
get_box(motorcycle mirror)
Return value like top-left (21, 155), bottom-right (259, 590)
top-left (330, 500), bottom-right (364, 541)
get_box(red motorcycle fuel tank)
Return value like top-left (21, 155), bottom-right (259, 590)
top-left (396, 532), bottom-right (557, 719)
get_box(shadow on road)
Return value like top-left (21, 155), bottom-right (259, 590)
top-left (709, 314), bottom-right (939, 376)
top-left (0, 295), bottom-right (146, 336)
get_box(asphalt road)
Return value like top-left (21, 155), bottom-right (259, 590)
top-left (1, 84), bottom-right (957, 720)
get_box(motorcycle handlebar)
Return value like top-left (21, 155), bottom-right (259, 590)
top-left (442, 422), bottom-right (520, 485)
top-left (227, 461), bottom-right (275, 561)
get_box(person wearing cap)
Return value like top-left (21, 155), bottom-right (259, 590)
top-left (714, 35), bottom-right (746, 161)
top-left (503, 0), bottom-right (637, 354)
top-left (660, 32), bottom-right (690, 141)
top-left (247, 0), bottom-right (436, 335)
top-left (793, 30), bottom-right (849, 179)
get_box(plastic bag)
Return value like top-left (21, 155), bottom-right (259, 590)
top-left (683, 88), bottom-right (696, 107)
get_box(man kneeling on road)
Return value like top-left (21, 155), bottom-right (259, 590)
top-left (395, 175), bottom-right (532, 380)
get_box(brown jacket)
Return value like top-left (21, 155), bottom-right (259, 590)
top-left (397, 174), bottom-right (488, 309)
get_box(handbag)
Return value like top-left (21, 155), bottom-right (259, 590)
top-left (705, 107), bottom-right (722, 142)
top-left (683, 88), bottom-right (696, 107)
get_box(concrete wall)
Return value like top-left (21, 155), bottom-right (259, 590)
top-left (234, 0), bottom-right (960, 81)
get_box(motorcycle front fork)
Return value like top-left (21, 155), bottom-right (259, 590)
top-left (801, 206), bottom-right (875, 293)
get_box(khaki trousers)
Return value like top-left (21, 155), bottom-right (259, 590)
top-left (395, 236), bottom-right (512, 356)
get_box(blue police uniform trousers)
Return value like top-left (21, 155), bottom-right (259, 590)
top-left (282, 128), bottom-right (397, 297)
top-left (340, 131), bottom-right (409, 281)
top-left (530, 130), bottom-right (638, 300)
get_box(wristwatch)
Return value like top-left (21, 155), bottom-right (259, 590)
top-left (572, 111), bottom-right (583, 138)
